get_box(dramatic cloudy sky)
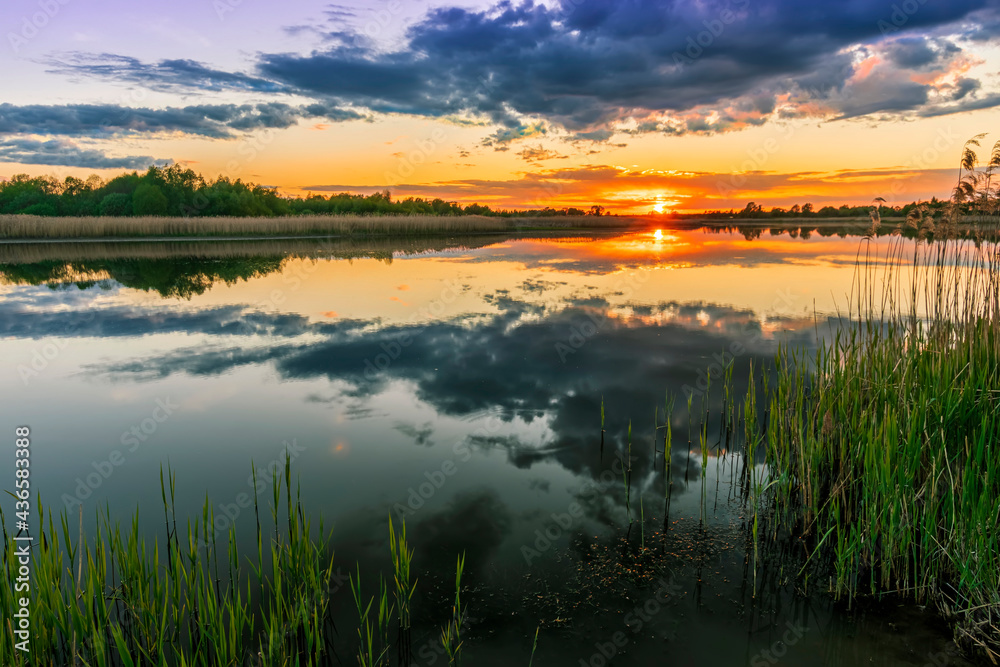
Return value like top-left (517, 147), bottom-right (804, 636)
top-left (3, 0), bottom-right (1000, 211)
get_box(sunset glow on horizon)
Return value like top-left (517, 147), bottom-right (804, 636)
top-left (3, 0), bottom-right (1000, 213)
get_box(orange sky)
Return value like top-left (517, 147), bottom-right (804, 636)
top-left (3, 0), bottom-right (1000, 213)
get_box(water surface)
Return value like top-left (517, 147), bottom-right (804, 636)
top-left (0, 227), bottom-right (979, 666)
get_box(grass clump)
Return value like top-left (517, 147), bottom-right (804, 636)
top-left (754, 204), bottom-right (1000, 658)
top-left (0, 464), bottom-right (518, 666)
top-left (0, 462), bottom-right (338, 666)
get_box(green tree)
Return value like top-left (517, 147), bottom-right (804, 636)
top-left (132, 183), bottom-right (169, 216)
top-left (99, 193), bottom-right (132, 216)
top-left (21, 202), bottom-right (58, 216)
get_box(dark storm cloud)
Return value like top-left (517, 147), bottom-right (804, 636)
top-left (45, 53), bottom-right (286, 93)
top-left (38, 0), bottom-right (1000, 142)
top-left (395, 422), bottom-right (436, 446)
top-left (252, 0), bottom-right (999, 132)
top-left (918, 92), bottom-right (1000, 117)
top-left (960, 6), bottom-right (1000, 40)
top-left (951, 77), bottom-right (982, 100)
top-left (832, 77), bottom-right (932, 120)
top-left (409, 490), bottom-right (513, 578)
top-left (0, 300), bottom-right (369, 341)
top-left (84, 296), bottom-right (825, 487)
top-left (0, 101), bottom-right (364, 139)
top-left (882, 37), bottom-right (960, 69)
top-left (0, 138), bottom-right (165, 169)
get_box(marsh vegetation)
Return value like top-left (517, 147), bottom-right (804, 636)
top-left (0, 213), bottom-right (642, 241)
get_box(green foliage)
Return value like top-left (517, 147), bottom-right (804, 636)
top-left (98, 192), bottom-right (132, 216)
top-left (0, 464), bottom-right (339, 666)
top-left (0, 165), bottom-right (610, 218)
top-left (132, 183), bottom-right (169, 216)
top-left (0, 470), bottom-right (505, 666)
top-left (0, 256), bottom-right (288, 298)
top-left (440, 554), bottom-right (465, 666)
top-left (686, 199), bottom-right (953, 220)
top-left (20, 202), bottom-right (57, 216)
top-left (745, 228), bottom-right (1000, 658)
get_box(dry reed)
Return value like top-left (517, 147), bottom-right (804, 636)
top-left (0, 214), bottom-right (642, 240)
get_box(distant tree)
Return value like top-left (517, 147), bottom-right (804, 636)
top-left (21, 202), bottom-right (58, 216)
top-left (739, 202), bottom-right (763, 218)
top-left (464, 203), bottom-right (492, 215)
top-left (133, 183), bottom-right (169, 216)
top-left (101, 172), bottom-right (141, 196)
top-left (99, 193), bottom-right (132, 216)
top-left (8, 164), bottom-right (919, 220)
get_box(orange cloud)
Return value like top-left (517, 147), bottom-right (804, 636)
top-left (307, 163), bottom-right (955, 213)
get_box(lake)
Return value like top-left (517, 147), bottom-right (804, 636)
top-left (0, 225), bottom-right (981, 666)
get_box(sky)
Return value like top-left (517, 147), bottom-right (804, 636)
top-left (3, 0), bottom-right (1000, 213)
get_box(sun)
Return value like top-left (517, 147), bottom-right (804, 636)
top-left (653, 202), bottom-right (666, 213)
top-left (653, 229), bottom-right (663, 240)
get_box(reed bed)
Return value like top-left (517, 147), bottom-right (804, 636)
top-left (736, 143), bottom-right (1000, 657)
top-left (642, 192), bottom-right (1000, 657)
top-left (0, 462), bottom-right (483, 666)
top-left (749, 220), bottom-right (1000, 658)
top-left (0, 236), bottom-right (511, 265)
top-left (0, 461), bottom-right (338, 666)
top-left (0, 214), bottom-right (642, 241)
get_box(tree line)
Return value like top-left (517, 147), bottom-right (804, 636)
top-left (0, 165), bottom-right (607, 218)
top-left (678, 199), bottom-right (954, 220)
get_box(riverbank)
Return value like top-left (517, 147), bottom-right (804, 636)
top-left (0, 214), bottom-right (645, 241)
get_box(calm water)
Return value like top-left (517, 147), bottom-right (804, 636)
top-left (0, 227), bottom-right (980, 666)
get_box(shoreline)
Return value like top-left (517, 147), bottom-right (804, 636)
top-left (0, 229), bottom-right (629, 245)
top-left (0, 213), bottom-right (649, 242)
